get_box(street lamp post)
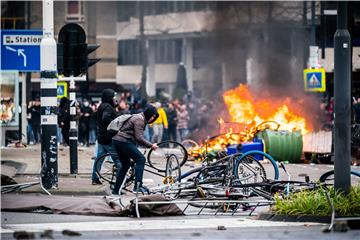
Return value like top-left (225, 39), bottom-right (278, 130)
top-left (334, 2), bottom-right (351, 194)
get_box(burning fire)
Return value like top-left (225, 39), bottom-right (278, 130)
top-left (188, 84), bottom-right (310, 158)
top-left (223, 84), bottom-right (309, 135)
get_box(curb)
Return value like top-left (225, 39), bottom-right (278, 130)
top-left (257, 213), bottom-right (360, 229)
top-left (257, 213), bottom-right (331, 223)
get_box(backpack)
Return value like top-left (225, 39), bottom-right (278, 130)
top-left (107, 114), bottom-right (132, 136)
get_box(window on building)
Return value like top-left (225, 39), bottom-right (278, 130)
top-left (153, 39), bottom-right (182, 64)
top-left (118, 39), bottom-right (141, 65)
top-left (66, 1), bottom-right (84, 22)
top-left (118, 2), bottom-right (137, 22)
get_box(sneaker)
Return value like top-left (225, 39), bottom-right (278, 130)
top-left (92, 179), bottom-right (102, 185)
top-left (132, 185), bottom-right (150, 194)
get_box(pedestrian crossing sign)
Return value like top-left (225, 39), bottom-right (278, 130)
top-left (303, 68), bottom-right (326, 92)
top-left (57, 82), bottom-right (68, 99)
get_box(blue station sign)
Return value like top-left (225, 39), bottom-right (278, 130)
top-left (0, 30), bottom-right (42, 72)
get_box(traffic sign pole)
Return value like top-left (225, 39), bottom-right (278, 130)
top-left (334, 2), bottom-right (351, 194)
top-left (58, 74), bottom-right (86, 174)
top-left (40, 0), bottom-right (58, 189)
top-left (69, 77), bottom-right (78, 174)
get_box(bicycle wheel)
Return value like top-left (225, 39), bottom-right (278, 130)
top-left (319, 170), bottom-right (360, 185)
top-left (95, 153), bottom-right (117, 184)
top-left (233, 150), bottom-right (279, 180)
top-left (164, 154), bottom-right (182, 198)
top-left (181, 139), bottom-right (199, 150)
top-left (231, 153), bottom-right (267, 185)
top-left (147, 140), bottom-right (188, 172)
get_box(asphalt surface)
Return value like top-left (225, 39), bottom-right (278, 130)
top-left (1, 212), bottom-right (359, 240)
top-left (1, 144), bottom-right (360, 239)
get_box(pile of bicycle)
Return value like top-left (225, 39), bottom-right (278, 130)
top-left (95, 139), bottom-right (360, 213)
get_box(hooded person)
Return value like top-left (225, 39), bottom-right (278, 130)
top-left (91, 89), bottom-right (121, 185)
top-left (111, 105), bottom-right (159, 195)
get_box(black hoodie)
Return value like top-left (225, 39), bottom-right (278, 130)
top-left (97, 89), bottom-right (118, 144)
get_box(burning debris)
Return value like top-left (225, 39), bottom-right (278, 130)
top-left (188, 84), bottom-right (311, 159)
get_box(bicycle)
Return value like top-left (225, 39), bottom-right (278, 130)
top-left (319, 169), bottom-right (360, 185)
top-left (94, 140), bottom-right (187, 191)
top-left (152, 149), bottom-right (279, 200)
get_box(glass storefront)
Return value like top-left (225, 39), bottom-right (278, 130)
top-left (0, 71), bottom-right (19, 126)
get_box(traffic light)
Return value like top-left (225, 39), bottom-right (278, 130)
top-left (57, 23), bottom-right (100, 77)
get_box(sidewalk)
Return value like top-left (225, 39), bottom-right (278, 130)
top-left (1, 144), bottom-right (107, 195)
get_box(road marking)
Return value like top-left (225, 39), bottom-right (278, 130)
top-left (1, 218), bottom-right (322, 234)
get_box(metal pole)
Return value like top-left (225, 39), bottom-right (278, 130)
top-left (310, 1), bottom-right (316, 46)
top-left (21, 75), bottom-right (27, 144)
top-left (69, 77), bottom-right (78, 174)
top-left (334, 2), bottom-right (351, 194)
top-left (302, 1), bottom-right (308, 68)
top-left (40, 0), bottom-right (58, 189)
top-left (21, 1), bottom-right (32, 143)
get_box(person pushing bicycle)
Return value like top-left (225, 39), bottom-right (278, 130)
top-left (111, 105), bottom-right (159, 195)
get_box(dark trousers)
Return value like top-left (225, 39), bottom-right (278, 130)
top-left (168, 125), bottom-right (177, 142)
top-left (61, 127), bottom-right (70, 146)
top-left (112, 139), bottom-right (146, 193)
top-left (32, 124), bottom-right (41, 143)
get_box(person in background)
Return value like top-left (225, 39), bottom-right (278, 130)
top-left (176, 104), bottom-right (190, 141)
top-left (187, 102), bottom-right (199, 134)
top-left (88, 103), bottom-right (97, 146)
top-left (91, 89), bottom-right (120, 185)
top-left (166, 102), bottom-right (177, 142)
top-left (26, 101), bottom-right (35, 145)
top-left (30, 100), bottom-right (41, 143)
top-left (117, 100), bottom-right (131, 115)
top-left (151, 102), bottom-right (168, 143)
top-left (58, 97), bottom-right (70, 146)
top-left (79, 99), bottom-right (93, 147)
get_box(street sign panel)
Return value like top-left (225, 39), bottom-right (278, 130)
top-left (304, 68), bottom-right (326, 92)
top-left (0, 30), bottom-right (42, 72)
top-left (57, 82), bottom-right (68, 99)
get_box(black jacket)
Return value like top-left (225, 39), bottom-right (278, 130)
top-left (58, 98), bottom-right (70, 130)
top-left (97, 89), bottom-right (118, 145)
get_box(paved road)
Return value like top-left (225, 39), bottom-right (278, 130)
top-left (2, 212), bottom-right (359, 240)
top-left (1, 145), bottom-right (360, 240)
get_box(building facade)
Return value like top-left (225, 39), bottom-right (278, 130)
top-left (2, 1), bottom-right (360, 100)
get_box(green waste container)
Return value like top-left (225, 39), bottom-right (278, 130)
top-left (258, 129), bottom-right (303, 163)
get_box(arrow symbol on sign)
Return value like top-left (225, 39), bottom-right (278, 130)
top-left (17, 49), bottom-right (27, 67)
top-left (5, 46), bottom-right (17, 52)
top-left (5, 46), bottom-right (27, 67)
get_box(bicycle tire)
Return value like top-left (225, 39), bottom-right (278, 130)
top-left (95, 153), bottom-right (117, 184)
top-left (95, 153), bottom-right (135, 188)
top-left (147, 140), bottom-right (188, 172)
top-left (233, 150), bottom-right (279, 180)
top-left (164, 154), bottom-right (182, 198)
top-left (231, 153), bottom-right (267, 185)
top-left (319, 169), bottom-right (360, 185)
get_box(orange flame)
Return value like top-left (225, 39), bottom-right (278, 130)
top-left (188, 84), bottom-right (310, 159)
top-left (223, 84), bottom-right (309, 135)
